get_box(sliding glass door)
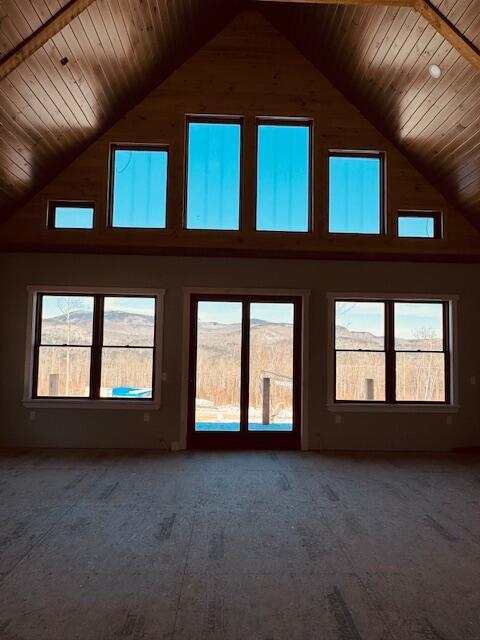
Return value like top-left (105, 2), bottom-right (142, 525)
top-left (188, 295), bottom-right (302, 448)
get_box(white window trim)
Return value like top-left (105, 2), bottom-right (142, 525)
top-left (326, 292), bottom-right (459, 413)
top-left (23, 285), bottom-right (165, 410)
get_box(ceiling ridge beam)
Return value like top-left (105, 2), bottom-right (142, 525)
top-left (0, 0), bottom-right (96, 82)
top-left (255, 0), bottom-right (480, 71)
top-left (415, 0), bottom-right (480, 71)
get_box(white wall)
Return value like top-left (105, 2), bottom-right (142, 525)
top-left (1, 252), bottom-right (479, 450)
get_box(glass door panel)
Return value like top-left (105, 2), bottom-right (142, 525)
top-left (248, 303), bottom-right (294, 431)
top-left (194, 301), bottom-right (242, 432)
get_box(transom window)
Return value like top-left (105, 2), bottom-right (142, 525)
top-left (47, 201), bottom-right (95, 229)
top-left (334, 299), bottom-right (450, 403)
top-left (329, 152), bottom-right (384, 234)
top-left (256, 120), bottom-right (311, 232)
top-left (30, 291), bottom-right (163, 402)
top-left (110, 145), bottom-right (168, 228)
top-left (185, 118), bottom-right (242, 230)
top-left (397, 210), bottom-right (442, 239)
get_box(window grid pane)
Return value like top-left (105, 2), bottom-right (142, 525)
top-left (398, 216), bottom-right (434, 238)
top-left (111, 148), bottom-right (168, 228)
top-left (335, 351), bottom-right (386, 401)
top-left (54, 206), bottom-right (94, 229)
top-left (394, 302), bottom-right (444, 351)
top-left (256, 124), bottom-right (310, 232)
top-left (37, 346), bottom-right (91, 397)
top-left (100, 347), bottom-right (154, 399)
top-left (40, 295), bottom-right (94, 346)
top-left (329, 155), bottom-right (382, 234)
top-left (395, 352), bottom-right (446, 402)
top-left (186, 121), bottom-right (241, 230)
top-left (103, 296), bottom-right (156, 347)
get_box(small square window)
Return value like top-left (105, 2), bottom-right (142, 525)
top-left (47, 201), bottom-right (94, 229)
top-left (329, 152), bottom-right (384, 234)
top-left (256, 121), bottom-right (311, 232)
top-left (110, 145), bottom-right (168, 228)
top-left (186, 118), bottom-right (242, 230)
top-left (397, 211), bottom-right (442, 239)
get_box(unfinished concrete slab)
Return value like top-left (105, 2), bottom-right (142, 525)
top-left (0, 449), bottom-right (479, 639)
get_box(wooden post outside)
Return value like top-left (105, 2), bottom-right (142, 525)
top-left (365, 378), bottom-right (374, 401)
top-left (49, 373), bottom-right (60, 396)
top-left (262, 377), bottom-right (271, 425)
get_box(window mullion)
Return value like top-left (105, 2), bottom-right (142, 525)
top-left (386, 300), bottom-right (395, 404)
top-left (90, 295), bottom-right (104, 399)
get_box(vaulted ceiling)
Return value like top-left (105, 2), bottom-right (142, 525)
top-left (0, 0), bottom-right (479, 226)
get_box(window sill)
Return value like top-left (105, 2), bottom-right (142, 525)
top-left (327, 403), bottom-right (459, 413)
top-left (23, 399), bottom-right (160, 411)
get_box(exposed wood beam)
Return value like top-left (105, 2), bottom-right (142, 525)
top-left (256, 0), bottom-right (480, 71)
top-left (415, 0), bottom-right (480, 71)
top-left (0, 0), bottom-right (96, 82)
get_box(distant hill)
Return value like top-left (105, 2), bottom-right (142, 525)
top-left (42, 311), bottom-right (441, 351)
top-left (42, 310), bottom-right (154, 346)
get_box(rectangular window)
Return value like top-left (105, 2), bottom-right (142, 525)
top-left (186, 118), bottom-right (241, 230)
top-left (397, 211), bottom-right (442, 239)
top-left (394, 302), bottom-right (446, 402)
top-left (110, 145), bottom-right (168, 228)
top-left (329, 152), bottom-right (383, 234)
top-left (334, 298), bottom-right (450, 404)
top-left (47, 201), bottom-right (94, 229)
top-left (29, 290), bottom-right (163, 403)
top-left (335, 301), bottom-right (386, 401)
top-left (256, 121), bottom-right (311, 232)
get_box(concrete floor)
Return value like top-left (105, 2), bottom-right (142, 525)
top-left (0, 449), bottom-right (479, 640)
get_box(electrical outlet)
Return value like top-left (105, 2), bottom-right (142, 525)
top-left (470, 376), bottom-right (477, 385)
top-left (143, 413), bottom-right (150, 423)
top-left (446, 415), bottom-right (453, 425)
top-left (161, 372), bottom-right (167, 381)
top-left (29, 411), bottom-right (36, 421)
top-left (335, 415), bottom-right (342, 424)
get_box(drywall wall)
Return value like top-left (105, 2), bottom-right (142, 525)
top-left (1, 252), bottom-right (478, 451)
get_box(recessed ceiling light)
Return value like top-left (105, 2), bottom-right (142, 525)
top-left (429, 64), bottom-right (442, 79)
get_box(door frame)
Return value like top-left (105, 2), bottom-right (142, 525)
top-left (179, 288), bottom-right (310, 450)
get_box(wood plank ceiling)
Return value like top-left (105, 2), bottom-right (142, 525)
top-left (0, 0), bottom-right (242, 219)
top-left (261, 0), bottom-right (480, 223)
top-left (0, 0), bottom-right (478, 226)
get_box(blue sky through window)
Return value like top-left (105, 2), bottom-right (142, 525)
top-left (256, 124), bottom-right (310, 231)
top-left (336, 301), bottom-right (443, 340)
top-left (186, 122), bottom-right (241, 230)
top-left (112, 148), bottom-right (167, 228)
top-left (54, 206), bottom-right (94, 229)
top-left (329, 155), bottom-right (381, 234)
top-left (398, 216), bottom-right (434, 238)
top-left (197, 301), bottom-right (293, 325)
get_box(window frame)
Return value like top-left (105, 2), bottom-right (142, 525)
top-left (254, 117), bottom-right (313, 233)
top-left (184, 115), bottom-right (244, 231)
top-left (107, 143), bottom-right (170, 230)
top-left (396, 210), bottom-right (443, 240)
top-left (328, 150), bottom-right (386, 236)
top-left (328, 293), bottom-right (457, 411)
top-left (334, 298), bottom-right (387, 404)
top-left (23, 286), bottom-right (165, 409)
top-left (47, 200), bottom-right (96, 230)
